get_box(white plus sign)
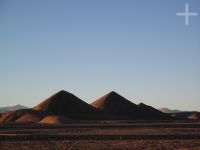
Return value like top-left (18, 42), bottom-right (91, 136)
top-left (176, 3), bottom-right (198, 25)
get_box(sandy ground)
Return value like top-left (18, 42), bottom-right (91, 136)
top-left (0, 122), bottom-right (200, 150)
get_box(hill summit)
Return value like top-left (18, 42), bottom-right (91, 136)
top-left (91, 91), bottom-right (172, 120)
top-left (33, 90), bottom-right (103, 119)
top-left (91, 91), bottom-right (139, 117)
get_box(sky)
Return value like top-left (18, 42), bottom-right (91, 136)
top-left (0, 0), bottom-right (199, 111)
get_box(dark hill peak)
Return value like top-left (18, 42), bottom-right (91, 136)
top-left (138, 103), bottom-right (146, 106)
top-left (56, 90), bottom-right (69, 94)
top-left (107, 91), bottom-right (118, 95)
top-left (91, 91), bottom-right (139, 116)
top-left (91, 92), bottom-right (173, 120)
top-left (105, 91), bottom-right (128, 101)
top-left (91, 91), bottom-right (137, 109)
top-left (32, 90), bottom-right (103, 119)
top-left (32, 90), bottom-right (80, 111)
top-left (51, 90), bottom-right (73, 97)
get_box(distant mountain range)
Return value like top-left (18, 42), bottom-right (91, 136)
top-left (0, 105), bottom-right (28, 113)
top-left (158, 108), bottom-right (183, 113)
top-left (0, 90), bottom-right (199, 124)
top-left (158, 108), bottom-right (200, 120)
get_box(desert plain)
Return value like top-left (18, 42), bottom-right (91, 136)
top-left (0, 121), bottom-right (200, 150)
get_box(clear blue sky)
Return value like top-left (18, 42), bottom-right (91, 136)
top-left (0, 0), bottom-right (199, 111)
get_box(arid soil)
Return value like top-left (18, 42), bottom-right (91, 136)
top-left (0, 121), bottom-right (200, 150)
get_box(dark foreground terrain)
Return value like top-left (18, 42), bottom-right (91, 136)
top-left (0, 121), bottom-right (200, 150)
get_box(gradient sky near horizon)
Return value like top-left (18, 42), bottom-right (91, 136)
top-left (0, 0), bottom-right (199, 111)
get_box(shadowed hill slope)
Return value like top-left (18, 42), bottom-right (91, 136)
top-left (33, 90), bottom-right (104, 119)
top-left (91, 91), bottom-right (140, 118)
top-left (91, 91), bottom-right (173, 120)
top-left (138, 103), bottom-right (173, 120)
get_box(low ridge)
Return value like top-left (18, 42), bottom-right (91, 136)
top-left (39, 115), bottom-right (70, 124)
top-left (0, 109), bottom-right (51, 123)
top-left (171, 111), bottom-right (200, 120)
top-left (187, 112), bottom-right (200, 120)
